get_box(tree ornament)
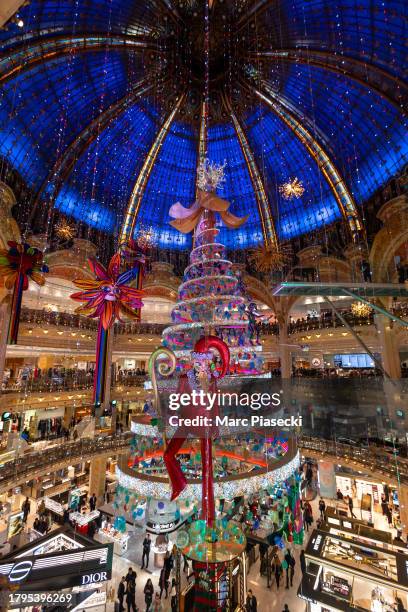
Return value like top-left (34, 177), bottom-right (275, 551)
top-left (0, 241), bottom-right (48, 344)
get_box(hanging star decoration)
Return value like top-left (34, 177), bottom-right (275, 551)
top-left (169, 159), bottom-right (248, 233)
top-left (55, 218), bottom-right (76, 241)
top-left (70, 253), bottom-right (143, 330)
top-left (249, 243), bottom-right (292, 273)
top-left (279, 177), bottom-right (305, 200)
top-left (120, 225), bottom-right (155, 267)
top-left (136, 225), bottom-right (155, 251)
top-left (0, 241), bottom-right (48, 290)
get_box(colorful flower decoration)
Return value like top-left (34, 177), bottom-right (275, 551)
top-left (71, 253), bottom-right (144, 330)
top-left (0, 241), bottom-right (48, 290)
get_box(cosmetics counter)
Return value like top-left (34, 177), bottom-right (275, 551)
top-left (298, 529), bottom-right (408, 612)
top-left (95, 524), bottom-right (130, 556)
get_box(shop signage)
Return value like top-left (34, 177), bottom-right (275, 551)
top-left (298, 593), bottom-right (317, 604)
top-left (81, 572), bottom-right (108, 585)
top-left (312, 534), bottom-right (322, 551)
top-left (0, 532), bottom-right (113, 592)
top-left (8, 561), bottom-right (33, 583)
top-left (150, 522), bottom-right (175, 531)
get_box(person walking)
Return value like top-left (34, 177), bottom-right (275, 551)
top-left (144, 578), bottom-right (154, 611)
top-left (245, 589), bottom-right (257, 612)
top-left (303, 505), bottom-right (313, 532)
top-left (348, 496), bottom-right (356, 519)
top-left (300, 550), bottom-right (306, 576)
top-left (117, 577), bottom-right (126, 612)
top-left (170, 579), bottom-right (177, 612)
top-left (149, 593), bottom-right (163, 612)
top-left (282, 605), bottom-right (290, 612)
top-left (125, 567), bottom-right (137, 590)
top-left (89, 493), bottom-right (97, 512)
top-left (272, 555), bottom-right (282, 590)
top-left (318, 498), bottom-right (326, 520)
top-left (22, 497), bottom-right (31, 523)
top-left (141, 533), bottom-right (151, 569)
top-left (126, 582), bottom-right (137, 612)
top-left (284, 550), bottom-right (295, 588)
top-left (159, 568), bottom-right (169, 599)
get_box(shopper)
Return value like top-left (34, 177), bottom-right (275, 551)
top-left (141, 533), bottom-right (151, 569)
top-left (117, 577), bottom-right (126, 612)
top-left (170, 579), bottom-right (177, 612)
top-left (158, 567), bottom-right (169, 599)
top-left (163, 551), bottom-right (173, 581)
top-left (125, 567), bottom-right (137, 590)
top-left (300, 550), bottom-right (306, 575)
top-left (348, 496), bottom-right (356, 519)
top-left (336, 489), bottom-right (344, 500)
top-left (245, 589), bottom-right (257, 612)
top-left (149, 593), bottom-right (163, 612)
top-left (89, 493), bottom-right (97, 512)
top-left (282, 606), bottom-right (290, 612)
top-left (284, 550), bottom-right (295, 588)
top-left (318, 498), bottom-right (326, 520)
top-left (88, 520), bottom-right (96, 539)
top-left (126, 582), bottom-right (137, 612)
top-left (22, 497), bottom-right (31, 522)
top-left (144, 578), bottom-right (154, 611)
top-left (303, 504), bottom-right (313, 532)
top-left (272, 555), bottom-right (282, 590)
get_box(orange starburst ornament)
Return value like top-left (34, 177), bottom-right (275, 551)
top-left (249, 243), bottom-right (292, 273)
top-left (55, 219), bottom-right (76, 241)
top-left (279, 177), bottom-right (305, 200)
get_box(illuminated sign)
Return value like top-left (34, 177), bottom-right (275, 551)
top-left (81, 572), bottom-right (108, 585)
top-left (8, 561), bottom-right (33, 583)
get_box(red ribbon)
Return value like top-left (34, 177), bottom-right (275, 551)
top-left (163, 336), bottom-right (230, 525)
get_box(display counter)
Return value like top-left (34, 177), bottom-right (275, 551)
top-left (69, 510), bottom-right (100, 534)
top-left (95, 527), bottom-right (129, 556)
top-left (299, 529), bottom-right (408, 612)
top-left (152, 535), bottom-right (173, 568)
top-left (43, 497), bottom-right (65, 524)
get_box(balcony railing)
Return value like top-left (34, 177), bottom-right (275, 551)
top-left (19, 307), bottom-right (168, 336)
top-left (2, 371), bottom-right (148, 394)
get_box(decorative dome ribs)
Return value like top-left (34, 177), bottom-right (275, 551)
top-left (0, 0), bottom-right (406, 248)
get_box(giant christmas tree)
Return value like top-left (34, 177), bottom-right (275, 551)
top-left (163, 159), bottom-right (264, 376)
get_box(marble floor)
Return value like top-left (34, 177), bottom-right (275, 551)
top-left (0, 492), bottom-right (399, 611)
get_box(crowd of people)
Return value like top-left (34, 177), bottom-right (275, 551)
top-left (117, 548), bottom-right (177, 612)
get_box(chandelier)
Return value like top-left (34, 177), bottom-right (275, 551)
top-left (279, 177), bottom-right (305, 200)
top-left (351, 301), bottom-right (372, 317)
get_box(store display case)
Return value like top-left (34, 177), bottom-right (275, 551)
top-left (69, 510), bottom-right (100, 534)
top-left (298, 530), bottom-right (408, 612)
top-left (152, 534), bottom-right (174, 568)
top-left (95, 526), bottom-right (129, 556)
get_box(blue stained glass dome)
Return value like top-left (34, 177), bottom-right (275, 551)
top-left (0, 0), bottom-right (406, 249)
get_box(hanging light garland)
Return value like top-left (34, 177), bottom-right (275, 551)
top-left (351, 301), bottom-right (372, 318)
top-left (279, 177), bottom-right (305, 200)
